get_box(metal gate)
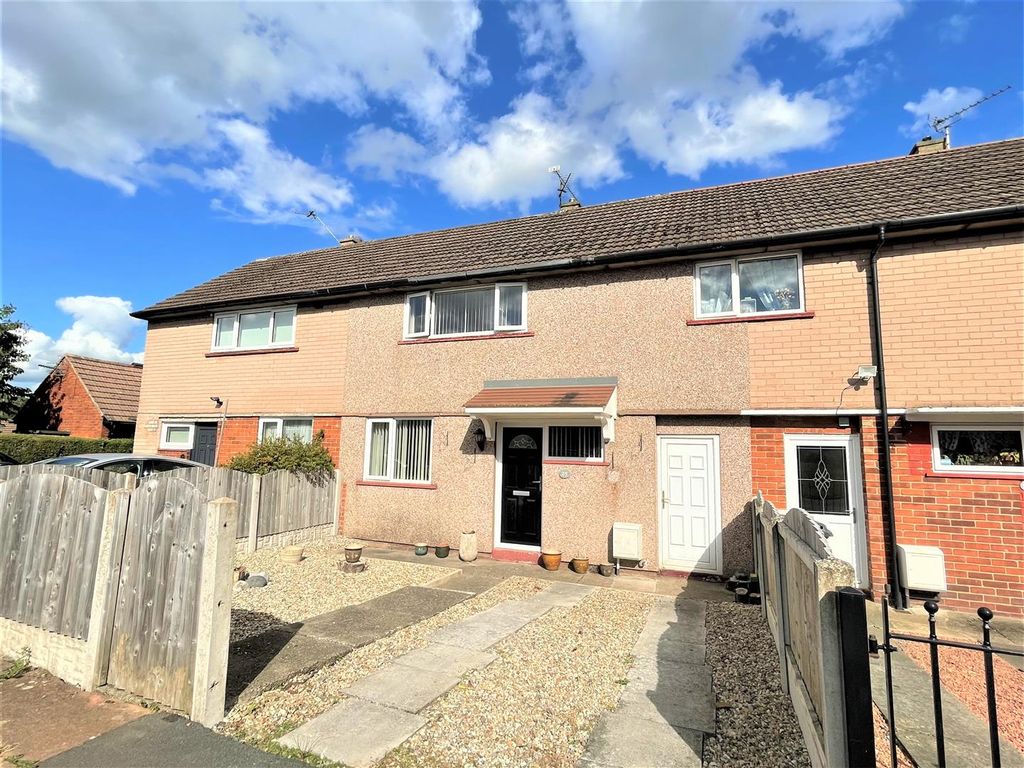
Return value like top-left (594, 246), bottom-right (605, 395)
top-left (106, 477), bottom-right (208, 712)
top-left (870, 586), bottom-right (1024, 768)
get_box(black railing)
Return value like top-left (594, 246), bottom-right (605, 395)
top-left (870, 586), bottom-right (1024, 768)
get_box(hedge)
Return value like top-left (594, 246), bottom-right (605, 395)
top-left (0, 434), bottom-right (135, 464)
top-left (227, 433), bottom-right (334, 480)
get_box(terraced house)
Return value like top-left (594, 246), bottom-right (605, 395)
top-left (133, 137), bottom-right (1024, 615)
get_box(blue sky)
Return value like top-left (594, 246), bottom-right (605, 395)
top-left (3, 0), bottom-right (1022, 386)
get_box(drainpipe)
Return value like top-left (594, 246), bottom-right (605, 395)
top-left (867, 225), bottom-right (906, 610)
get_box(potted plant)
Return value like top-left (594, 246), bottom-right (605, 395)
top-left (570, 554), bottom-right (589, 574)
top-left (344, 542), bottom-right (364, 563)
top-left (414, 542), bottom-right (428, 556)
top-left (540, 548), bottom-right (562, 571)
top-left (435, 542), bottom-right (451, 558)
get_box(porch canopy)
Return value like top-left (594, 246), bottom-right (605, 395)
top-left (464, 377), bottom-right (618, 442)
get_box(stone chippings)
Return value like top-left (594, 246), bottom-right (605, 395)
top-left (229, 538), bottom-right (456, 643)
top-left (377, 587), bottom-right (654, 768)
top-left (701, 602), bottom-right (811, 768)
top-left (220, 577), bottom-right (548, 745)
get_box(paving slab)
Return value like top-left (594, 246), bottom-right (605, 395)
top-left (227, 628), bottom-right (352, 704)
top-left (632, 624), bottom-right (706, 664)
top-left (580, 712), bottom-right (703, 768)
top-left (45, 713), bottom-right (301, 767)
top-left (648, 597), bottom-right (707, 627)
top-left (279, 697), bottom-right (425, 768)
top-left (619, 657), bottom-right (716, 734)
top-left (429, 607), bottom-right (532, 650)
top-left (393, 643), bottom-right (497, 676)
top-left (344, 663), bottom-right (463, 713)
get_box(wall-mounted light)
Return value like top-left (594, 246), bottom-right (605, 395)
top-left (857, 364), bottom-right (878, 381)
top-left (210, 396), bottom-right (224, 408)
top-left (473, 427), bottom-right (487, 452)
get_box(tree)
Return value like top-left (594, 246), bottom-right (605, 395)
top-left (0, 305), bottom-right (30, 422)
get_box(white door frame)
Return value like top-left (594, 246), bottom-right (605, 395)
top-left (492, 422), bottom-right (544, 552)
top-left (656, 435), bottom-right (723, 575)
top-left (783, 433), bottom-right (869, 587)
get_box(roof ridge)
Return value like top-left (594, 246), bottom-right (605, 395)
top-left (63, 353), bottom-right (143, 368)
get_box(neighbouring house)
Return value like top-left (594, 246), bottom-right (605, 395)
top-left (133, 137), bottom-right (1024, 615)
top-left (15, 355), bottom-right (143, 439)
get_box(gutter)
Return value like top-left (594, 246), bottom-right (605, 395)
top-left (866, 225), bottom-right (906, 610)
top-left (133, 204), bottom-right (1024, 320)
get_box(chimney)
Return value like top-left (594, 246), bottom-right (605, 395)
top-left (558, 197), bottom-right (582, 212)
top-left (338, 234), bottom-right (364, 247)
top-left (908, 135), bottom-right (949, 156)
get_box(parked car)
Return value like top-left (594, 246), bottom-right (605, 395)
top-left (0, 451), bottom-right (18, 466)
top-left (37, 453), bottom-right (203, 478)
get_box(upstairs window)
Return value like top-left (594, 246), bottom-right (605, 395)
top-left (696, 254), bottom-right (803, 318)
top-left (403, 284), bottom-right (527, 339)
top-left (259, 417), bottom-right (314, 443)
top-left (548, 426), bottom-right (604, 461)
top-left (364, 418), bottom-right (433, 483)
top-left (931, 425), bottom-right (1023, 474)
top-left (213, 306), bottom-right (296, 351)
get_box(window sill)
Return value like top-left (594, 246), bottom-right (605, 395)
top-left (686, 311), bottom-right (814, 326)
top-left (356, 480), bottom-right (438, 490)
top-left (206, 346), bottom-right (299, 358)
top-left (399, 331), bottom-right (534, 345)
top-left (544, 459), bottom-right (610, 467)
top-left (925, 471), bottom-right (1024, 481)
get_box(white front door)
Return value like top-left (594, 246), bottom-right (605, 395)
top-left (784, 434), bottom-right (868, 587)
top-left (658, 436), bottom-right (722, 574)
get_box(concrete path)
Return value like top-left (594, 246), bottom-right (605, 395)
top-left (227, 584), bottom-right (470, 705)
top-left (279, 582), bottom-right (595, 767)
top-left (581, 597), bottom-right (714, 768)
top-left (42, 713), bottom-right (302, 767)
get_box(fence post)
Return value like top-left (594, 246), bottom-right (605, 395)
top-left (89, 487), bottom-right (131, 688)
top-left (836, 586), bottom-right (876, 768)
top-left (247, 475), bottom-right (261, 553)
top-left (191, 496), bottom-right (237, 727)
top-left (333, 468), bottom-right (343, 536)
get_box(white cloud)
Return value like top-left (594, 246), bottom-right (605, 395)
top-left (16, 297), bottom-right (144, 389)
top-left (1, 1), bottom-right (484, 221)
top-left (902, 86), bottom-right (984, 137)
top-left (777, 2), bottom-right (905, 57)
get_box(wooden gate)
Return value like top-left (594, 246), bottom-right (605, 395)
top-left (106, 477), bottom-right (208, 711)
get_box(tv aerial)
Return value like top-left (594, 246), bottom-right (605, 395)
top-left (548, 165), bottom-right (581, 208)
top-left (297, 209), bottom-right (341, 243)
top-left (930, 85), bottom-right (1011, 146)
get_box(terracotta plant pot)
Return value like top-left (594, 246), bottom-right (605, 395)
top-left (435, 544), bottom-right (451, 558)
top-left (598, 563), bottom-right (614, 577)
top-left (414, 543), bottom-right (428, 556)
top-left (540, 549), bottom-right (562, 571)
top-left (344, 544), bottom-right (363, 563)
top-left (281, 545), bottom-right (304, 565)
top-left (459, 530), bottom-right (478, 562)
top-left (570, 557), bottom-right (589, 574)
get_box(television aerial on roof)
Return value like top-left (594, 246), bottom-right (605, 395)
top-left (930, 85), bottom-right (1011, 147)
top-left (298, 209), bottom-right (341, 243)
top-left (548, 165), bottom-right (581, 210)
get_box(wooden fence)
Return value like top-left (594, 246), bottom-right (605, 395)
top-left (751, 493), bottom-right (858, 768)
top-left (0, 468), bottom-right (236, 726)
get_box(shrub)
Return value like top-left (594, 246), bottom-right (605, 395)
top-left (0, 433), bottom-right (135, 464)
top-left (226, 433), bottom-right (334, 481)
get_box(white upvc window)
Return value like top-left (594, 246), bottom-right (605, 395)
top-left (402, 283), bottom-right (527, 339)
top-left (363, 418), bottom-right (433, 483)
top-left (930, 424), bottom-right (1023, 474)
top-left (694, 252), bottom-right (804, 318)
top-left (547, 425), bottom-right (605, 462)
top-left (160, 422), bottom-right (195, 449)
top-left (258, 417), bottom-right (314, 443)
top-left (211, 306), bottom-right (296, 351)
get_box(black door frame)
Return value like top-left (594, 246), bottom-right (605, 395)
top-left (495, 423), bottom-right (543, 549)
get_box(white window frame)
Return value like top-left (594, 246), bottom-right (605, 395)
top-left (210, 305), bottom-right (297, 351)
top-left (929, 423), bottom-right (1024, 475)
top-left (545, 424), bottom-right (605, 462)
top-left (160, 422), bottom-right (195, 450)
top-left (693, 251), bottom-right (805, 319)
top-left (363, 418), bottom-right (434, 484)
top-left (258, 417), bottom-right (314, 443)
top-left (402, 283), bottom-right (527, 340)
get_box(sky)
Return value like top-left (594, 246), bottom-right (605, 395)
top-left (2, 0), bottom-right (1022, 387)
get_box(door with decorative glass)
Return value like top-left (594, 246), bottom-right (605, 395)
top-left (783, 434), bottom-right (868, 586)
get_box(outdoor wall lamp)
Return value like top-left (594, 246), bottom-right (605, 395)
top-left (210, 396), bottom-right (223, 408)
top-left (473, 427), bottom-right (486, 451)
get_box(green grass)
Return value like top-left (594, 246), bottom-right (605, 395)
top-left (4, 754), bottom-right (39, 768)
top-left (239, 721), bottom-right (348, 768)
top-left (0, 649), bottom-right (30, 681)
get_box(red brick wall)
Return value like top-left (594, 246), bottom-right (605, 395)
top-left (751, 416), bottom-right (1024, 616)
top-left (158, 416), bottom-right (342, 466)
top-left (16, 361), bottom-right (107, 438)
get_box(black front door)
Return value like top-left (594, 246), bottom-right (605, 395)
top-left (500, 427), bottom-right (542, 546)
top-left (191, 423), bottom-right (218, 466)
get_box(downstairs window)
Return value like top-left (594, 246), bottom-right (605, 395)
top-left (548, 426), bottom-right (604, 461)
top-left (931, 425), bottom-right (1023, 474)
top-left (364, 418), bottom-right (433, 483)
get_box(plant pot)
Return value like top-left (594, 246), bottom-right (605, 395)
top-left (281, 545), bottom-right (304, 564)
top-left (459, 531), bottom-right (478, 562)
top-left (414, 543), bottom-right (428, 556)
top-left (344, 544), bottom-right (363, 563)
top-left (435, 544), bottom-right (450, 558)
top-left (540, 549), bottom-right (562, 571)
top-left (570, 557), bottom-right (589, 574)
top-left (598, 563), bottom-right (614, 577)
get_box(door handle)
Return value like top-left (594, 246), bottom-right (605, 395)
top-left (661, 491), bottom-right (668, 507)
